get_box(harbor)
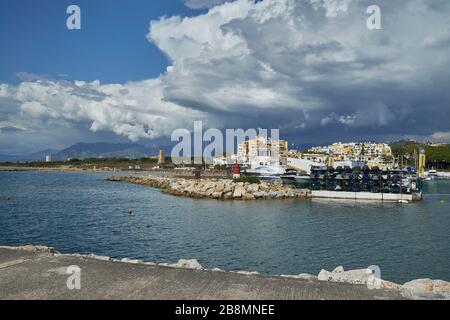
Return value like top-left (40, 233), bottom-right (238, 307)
top-left (211, 138), bottom-right (429, 203)
top-left (1, 170), bottom-right (449, 286)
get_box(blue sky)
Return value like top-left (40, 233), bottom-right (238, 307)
top-left (0, 0), bottom-right (198, 84)
top-left (1, 0), bottom-right (450, 155)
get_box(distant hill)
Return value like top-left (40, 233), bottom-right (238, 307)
top-left (0, 142), bottom-right (169, 163)
top-left (52, 142), bottom-right (162, 160)
top-left (0, 149), bottom-right (59, 162)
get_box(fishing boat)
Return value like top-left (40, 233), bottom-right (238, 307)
top-left (280, 170), bottom-right (311, 188)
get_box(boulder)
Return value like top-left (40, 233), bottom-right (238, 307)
top-left (275, 191), bottom-right (286, 199)
top-left (233, 187), bottom-right (245, 199)
top-left (318, 268), bottom-right (369, 284)
top-left (205, 188), bottom-right (215, 197)
top-left (203, 182), bottom-right (215, 191)
top-left (332, 266), bottom-right (345, 273)
top-left (173, 259), bottom-right (203, 270)
top-left (17, 245), bottom-right (59, 254)
top-left (243, 193), bottom-right (256, 200)
top-left (318, 269), bottom-right (333, 282)
top-left (434, 280), bottom-right (450, 292)
top-left (223, 184), bottom-right (234, 194)
top-left (214, 182), bottom-right (225, 193)
top-left (253, 191), bottom-right (267, 199)
top-left (403, 279), bottom-right (434, 292)
top-left (268, 191), bottom-right (278, 199)
top-left (212, 191), bottom-right (223, 199)
top-left (246, 184), bottom-right (259, 193)
top-left (318, 267), bottom-right (394, 288)
top-left (401, 279), bottom-right (450, 300)
top-left (234, 271), bottom-right (260, 275)
top-left (286, 191), bottom-right (297, 198)
top-left (121, 258), bottom-right (143, 264)
top-left (223, 192), bottom-right (234, 199)
top-left (87, 254), bottom-right (110, 261)
top-left (281, 273), bottom-right (317, 281)
top-left (184, 186), bottom-right (196, 195)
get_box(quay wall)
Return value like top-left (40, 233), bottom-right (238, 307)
top-left (311, 190), bottom-right (416, 202)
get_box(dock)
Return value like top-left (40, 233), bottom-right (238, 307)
top-left (310, 190), bottom-right (422, 202)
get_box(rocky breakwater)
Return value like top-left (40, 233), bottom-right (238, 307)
top-left (107, 176), bottom-right (310, 200)
top-left (318, 266), bottom-right (450, 300)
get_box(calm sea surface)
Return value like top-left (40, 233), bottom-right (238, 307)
top-left (0, 171), bottom-right (449, 283)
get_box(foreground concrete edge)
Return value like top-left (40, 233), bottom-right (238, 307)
top-left (0, 247), bottom-right (406, 300)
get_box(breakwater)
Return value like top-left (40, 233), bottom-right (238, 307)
top-left (107, 175), bottom-right (310, 200)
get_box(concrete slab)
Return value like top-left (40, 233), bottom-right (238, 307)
top-left (311, 190), bottom-right (414, 202)
top-left (0, 248), bottom-right (404, 300)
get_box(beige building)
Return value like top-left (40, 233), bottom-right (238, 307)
top-left (237, 136), bottom-right (288, 165)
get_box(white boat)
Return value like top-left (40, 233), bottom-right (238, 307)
top-left (280, 170), bottom-right (311, 187)
top-left (248, 164), bottom-right (286, 175)
top-left (246, 157), bottom-right (287, 176)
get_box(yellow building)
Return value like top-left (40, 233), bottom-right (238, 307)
top-left (308, 142), bottom-right (394, 168)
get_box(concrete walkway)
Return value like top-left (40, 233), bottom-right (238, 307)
top-left (0, 248), bottom-right (404, 300)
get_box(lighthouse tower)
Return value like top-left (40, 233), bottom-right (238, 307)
top-left (232, 161), bottom-right (241, 179)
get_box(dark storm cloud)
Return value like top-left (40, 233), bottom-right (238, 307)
top-left (151, 0), bottom-right (450, 143)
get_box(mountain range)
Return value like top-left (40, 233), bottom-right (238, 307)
top-left (0, 142), bottom-right (168, 162)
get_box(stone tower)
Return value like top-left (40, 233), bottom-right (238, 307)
top-left (158, 149), bottom-right (165, 165)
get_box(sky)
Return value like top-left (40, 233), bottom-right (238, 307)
top-left (1, 0), bottom-right (450, 154)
